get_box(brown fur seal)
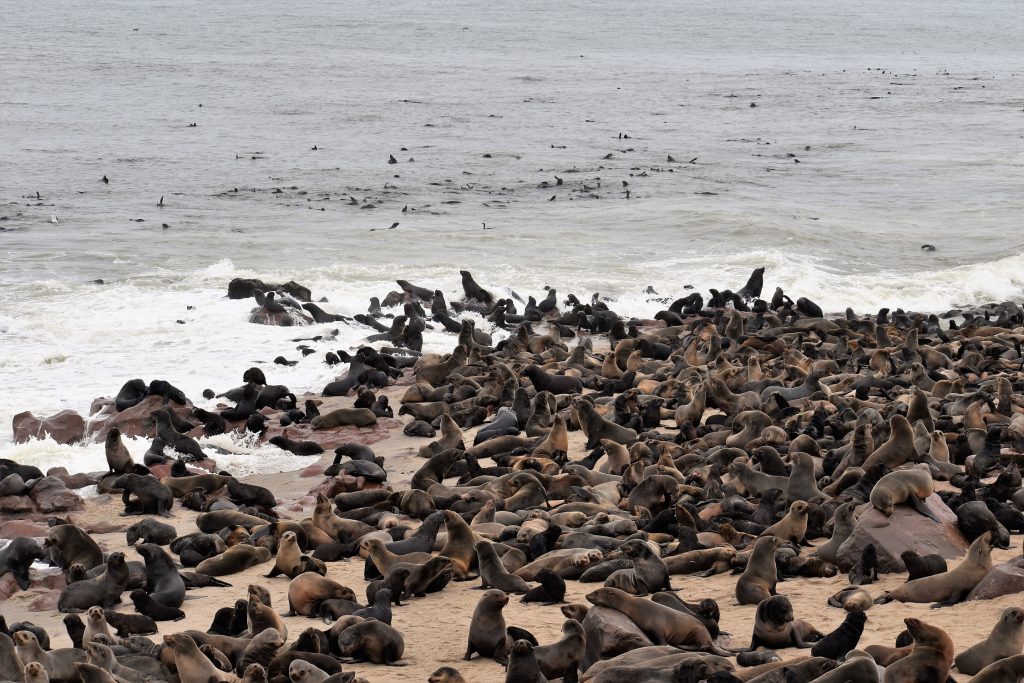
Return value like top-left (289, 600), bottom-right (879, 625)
top-left (585, 587), bottom-right (728, 655)
top-left (248, 591), bottom-right (288, 640)
top-left (401, 556), bottom-right (454, 598)
top-left (969, 654), bottom-right (1024, 683)
top-left (476, 541), bottom-right (531, 594)
top-left (287, 572), bottom-right (356, 616)
top-left (161, 473), bottom-right (231, 497)
top-left (83, 607), bottom-right (113, 644)
top-left (749, 595), bottom-right (822, 649)
top-left (196, 545), bottom-right (272, 577)
top-left (337, 619), bottom-right (404, 664)
top-left (0, 536), bottom-right (45, 590)
top-left (58, 552), bottom-right (129, 612)
top-left (104, 428), bottom-right (137, 474)
top-left (439, 509), bottom-right (477, 579)
top-left (882, 618), bottom-right (953, 682)
top-left (163, 633), bottom-right (239, 683)
top-left (427, 666), bottom-right (467, 683)
top-left (761, 500), bottom-right (809, 545)
top-left (827, 586), bottom-right (872, 612)
top-left (14, 631), bottom-right (86, 683)
top-left (954, 606), bottom-right (1024, 675)
top-left (310, 408), bottom-right (377, 429)
top-left (604, 538), bottom-right (671, 595)
top-left (23, 661), bottom-right (47, 683)
top-left (869, 467), bottom-right (939, 521)
top-left (266, 531), bottom-right (310, 579)
top-left (465, 589), bottom-right (513, 664)
top-left (736, 536), bottom-right (782, 605)
top-left (46, 524), bottom-right (104, 570)
top-left (534, 618), bottom-right (585, 682)
top-left (876, 532), bottom-right (992, 607)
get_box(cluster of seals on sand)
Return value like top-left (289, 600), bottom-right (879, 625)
top-left (9, 267), bottom-right (1024, 682)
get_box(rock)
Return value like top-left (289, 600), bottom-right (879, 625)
top-left (968, 557), bottom-right (1024, 601)
top-left (0, 520), bottom-right (49, 539)
top-left (28, 476), bottom-right (84, 513)
top-left (0, 474), bottom-right (29, 497)
top-left (46, 468), bottom-right (95, 490)
top-left (81, 520), bottom-right (126, 534)
top-left (836, 494), bottom-right (967, 573)
top-left (228, 278), bottom-right (312, 302)
top-left (0, 575), bottom-right (19, 602)
top-left (263, 417), bottom-right (401, 452)
top-left (85, 394), bottom-right (194, 440)
top-left (12, 409), bottom-right (86, 445)
top-left (89, 398), bottom-right (112, 416)
top-left (248, 307), bottom-right (313, 326)
top-left (27, 589), bottom-right (61, 612)
top-left (0, 496), bottom-right (34, 513)
top-left (300, 464), bottom-right (326, 478)
top-left (581, 606), bottom-right (654, 672)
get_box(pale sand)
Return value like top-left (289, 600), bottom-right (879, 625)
top-left (3, 402), bottom-right (1019, 682)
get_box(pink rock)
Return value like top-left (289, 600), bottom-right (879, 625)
top-left (0, 496), bottom-right (34, 513)
top-left (300, 464), bottom-right (326, 478)
top-left (27, 589), bottom-right (61, 612)
top-left (248, 307), bottom-right (313, 326)
top-left (85, 395), bottom-right (195, 440)
top-left (0, 575), bottom-right (19, 602)
top-left (46, 469), bottom-right (95, 490)
top-left (0, 520), bottom-right (48, 539)
top-left (836, 494), bottom-right (966, 573)
top-left (29, 476), bottom-right (84, 513)
top-left (968, 557), bottom-right (1024, 601)
top-left (12, 409), bottom-right (86, 445)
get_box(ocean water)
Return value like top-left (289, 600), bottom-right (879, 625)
top-left (1, 0), bottom-right (1023, 469)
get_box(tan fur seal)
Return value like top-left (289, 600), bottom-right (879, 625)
top-left (266, 531), bottom-right (304, 579)
top-left (23, 661), bottom-right (48, 683)
top-left (288, 660), bottom-right (329, 683)
top-left (663, 547), bottom-right (735, 576)
top-left (83, 607), bottom-right (114, 644)
top-left (287, 572), bottom-right (356, 616)
top-left (14, 631), bottom-right (86, 683)
top-left (761, 500), bottom-right (809, 545)
top-left (827, 586), bottom-right (872, 612)
top-left (954, 606), bottom-right (1024, 675)
top-left (73, 663), bottom-right (117, 683)
top-left (876, 532), bottom-right (992, 607)
top-left (196, 544), bottom-right (272, 577)
top-left (736, 536), bottom-right (782, 605)
top-left (0, 633), bottom-right (25, 682)
top-left (313, 494), bottom-right (376, 542)
top-left (247, 592), bottom-right (288, 640)
top-left (585, 587), bottom-right (728, 654)
top-left (969, 654), bottom-right (1024, 683)
top-left (749, 595), bottom-right (822, 648)
top-left (860, 414), bottom-right (916, 471)
top-left (310, 408), bottom-right (377, 429)
top-left (83, 640), bottom-right (152, 683)
top-left (882, 618), bottom-right (953, 683)
top-left (869, 467), bottom-right (939, 521)
top-left (163, 633), bottom-right (240, 683)
top-left (815, 502), bottom-right (856, 563)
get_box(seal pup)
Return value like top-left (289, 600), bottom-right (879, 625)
top-left (505, 639), bottom-right (546, 683)
top-left (521, 568), bottom-right (566, 604)
top-left (811, 609), bottom-right (866, 660)
top-left (749, 595), bottom-right (823, 649)
top-left (875, 532), bottom-right (992, 607)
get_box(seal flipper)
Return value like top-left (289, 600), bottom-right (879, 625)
top-left (930, 589), bottom-right (969, 609)
top-left (909, 495), bottom-right (942, 523)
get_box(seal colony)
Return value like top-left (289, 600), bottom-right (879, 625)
top-left (5, 268), bottom-right (1024, 682)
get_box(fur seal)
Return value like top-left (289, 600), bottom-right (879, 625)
top-left (761, 500), bottom-right (809, 545)
top-left (869, 467), bottom-right (939, 521)
top-left (827, 587), bottom-right (872, 612)
top-left (196, 544), bottom-right (272, 576)
top-left (882, 618), bottom-right (953, 682)
top-left (521, 568), bottom-right (566, 604)
top-left (287, 572), bottom-right (356, 616)
top-left (130, 589), bottom-right (185, 621)
top-left (476, 541), bottom-right (531, 594)
top-left (465, 589), bottom-right (514, 664)
top-left (968, 654), bottom-right (1024, 683)
top-left (337, 618), bottom-right (404, 664)
top-left (749, 595), bottom-right (822, 649)
top-left (811, 609), bottom-right (866, 660)
top-left (114, 473), bottom-right (174, 516)
top-left (46, 524), bottom-right (104, 571)
top-left (125, 519), bottom-right (176, 546)
top-left (104, 428), bottom-right (141, 474)
top-left (505, 639), bottom-right (546, 683)
top-left (163, 633), bottom-right (237, 683)
top-left (0, 537), bottom-right (45, 590)
top-left (103, 611), bottom-right (157, 636)
top-left (136, 543), bottom-right (186, 608)
top-left (901, 550), bottom-right (947, 581)
top-left (58, 552), bottom-right (129, 612)
top-left (876, 532), bottom-right (992, 607)
top-left (954, 606), bottom-right (1024, 675)
top-left (14, 631), bottom-right (86, 683)
top-left (736, 536), bottom-right (781, 605)
top-left (310, 408), bottom-right (377, 429)
top-left (534, 618), bottom-right (584, 682)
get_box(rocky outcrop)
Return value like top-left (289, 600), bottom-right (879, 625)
top-left (228, 278), bottom-right (312, 302)
top-left (12, 410), bottom-right (86, 445)
top-left (968, 557), bottom-right (1024, 601)
top-left (248, 306), bottom-right (314, 326)
top-left (28, 476), bottom-right (84, 513)
top-left (85, 395), bottom-right (195, 440)
top-left (835, 494), bottom-right (967, 573)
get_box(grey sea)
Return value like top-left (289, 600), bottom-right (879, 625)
top-left (1, 0), bottom-right (1022, 468)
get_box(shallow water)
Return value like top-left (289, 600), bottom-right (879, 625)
top-left (1, 0), bottom-right (1023, 464)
